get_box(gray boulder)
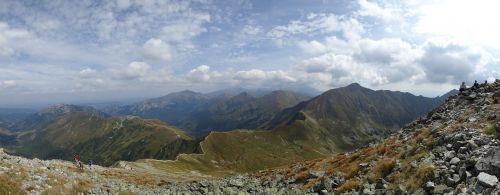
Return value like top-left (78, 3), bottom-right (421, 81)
top-left (477, 172), bottom-right (498, 188)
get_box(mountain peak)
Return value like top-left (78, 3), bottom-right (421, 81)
top-left (345, 82), bottom-right (363, 89)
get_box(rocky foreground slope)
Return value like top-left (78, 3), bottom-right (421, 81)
top-left (1, 80), bottom-right (499, 195)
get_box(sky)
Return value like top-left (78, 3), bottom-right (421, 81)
top-left (0, 0), bottom-right (499, 107)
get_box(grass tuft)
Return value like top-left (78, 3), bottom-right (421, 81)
top-left (336, 178), bottom-right (361, 193)
top-left (483, 123), bottom-right (496, 135)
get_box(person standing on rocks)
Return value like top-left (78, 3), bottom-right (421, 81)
top-left (472, 80), bottom-right (479, 89)
top-left (459, 82), bottom-right (467, 92)
top-left (88, 160), bottom-right (93, 169)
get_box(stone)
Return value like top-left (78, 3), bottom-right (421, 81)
top-left (308, 170), bottom-right (325, 178)
top-left (229, 178), bottom-right (244, 188)
top-left (433, 185), bottom-right (452, 194)
top-left (321, 176), bottom-right (333, 192)
top-left (393, 185), bottom-right (406, 195)
top-left (362, 188), bottom-right (373, 195)
top-left (375, 178), bottom-right (386, 190)
top-left (477, 172), bottom-right (498, 188)
top-left (444, 151), bottom-right (456, 160)
top-left (459, 166), bottom-right (467, 181)
top-left (467, 93), bottom-right (477, 100)
top-left (447, 174), bottom-right (461, 186)
top-left (450, 157), bottom-right (461, 165)
top-left (425, 181), bottom-right (435, 191)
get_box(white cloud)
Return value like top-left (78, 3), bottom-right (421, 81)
top-left (234, 69), bottom-right (267, 81)
top-left (112, 61), bottom-right (151, 80)
top-left (79, 68), bottom-right (98, 79)
top-left (186, 65), bottom-right (213, 83)
top-left (1, 80), bottom-right (17, 88)
top-left (266, 70), bottom-right (297, 83)
top-left (418, 40), bottom-right (492, 83)
top-left (355, 38), bottom-right (416, 64)
top-left (0, 22), bottom-right (31, 56)
top-left (142, 38), bottom-right (172, 63)
top-left (233, 69), bottom-right (296, 83)
top-left (293, 37), bottom-right (428, 89)
top-left (357, 0), bottom-right (399, 22)
top-left (160, 13), bottom-right (211, 45)
top-left (297, 36), bottom-right (352, 55)
top-left (268, 13), bottom-right (364, 44)
top-left (414, 0), bottom-right (500, 50)
top-left (242, 25), bottom-right (262, 35)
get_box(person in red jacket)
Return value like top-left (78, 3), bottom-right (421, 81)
top-left (74, 152), bottom-right (79, 166)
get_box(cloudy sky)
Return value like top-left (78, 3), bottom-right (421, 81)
top-left (0, 0), bottom-right (499, 107)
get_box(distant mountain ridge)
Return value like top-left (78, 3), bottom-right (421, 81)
top-left (11, 104), bottom-right (108, 132)
top-left (0, 108), bottom-right (35, 129)
top-left (107, 89), bottom-right (311, 136)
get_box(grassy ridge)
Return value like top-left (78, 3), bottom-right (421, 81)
top-left (132, 117), bottom-right (339, 175)
top-left (10, 112), bottom-right (198, 166)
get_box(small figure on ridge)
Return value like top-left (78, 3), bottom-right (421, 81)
top-left (459, 82), bottom-right (467, 92)
top-left (472, 80), bottom-right (479, 89)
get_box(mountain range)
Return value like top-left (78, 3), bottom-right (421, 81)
top-left (114, 84), bottom-right (458, 173)
top-left (0, 84), bottom-right (457, 168)
top-left (107, 89), bottom-right (311, 136)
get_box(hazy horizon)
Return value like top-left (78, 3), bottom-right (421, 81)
top-left (0, 82), bottom-right (460, 109)
top-left (1, 0), bottom-right (499, 107)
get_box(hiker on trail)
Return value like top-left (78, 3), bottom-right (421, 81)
top-left (459, 82), bottom-right (467, 92)
top-left (472, 80), bottom-right (479, 89)
top-left (74, 152), bottom-right (79, 166)
top-left (88, 160), bottom-right (93, 169)
top-left (484, 80), bottom-right (488, 85)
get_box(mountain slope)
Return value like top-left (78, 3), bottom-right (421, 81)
top-left (181, 90), bottom-right (310, 136)
top-left (5, 106), bottom-right (199, 166)
top-left (265, 83), bottom-right (449, 149)
top-left (251, 80), bottom-right (500, 194)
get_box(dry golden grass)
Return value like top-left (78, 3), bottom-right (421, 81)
top-left (303, 177), bottom-right (321, 190)
top-left (293, 171), bottom-right (309, 183)
top-left (406, 163), bottom-right (435, 191)
top-left (340, 163), bottom-right (360, 179)
top-left (336, 178), bottom-right (361, 193)
top-left (373, 158), bottom-right (396, 178)
top-left (118, 191), bottom-right (137, 195)
top-left (0, 172), bottom-right (26, 195)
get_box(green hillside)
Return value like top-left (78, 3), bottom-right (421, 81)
top-left (9, 112), bottom-right (198, 166)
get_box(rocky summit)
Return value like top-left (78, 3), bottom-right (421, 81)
top-left (1, 80), bottom-right (500, 195)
